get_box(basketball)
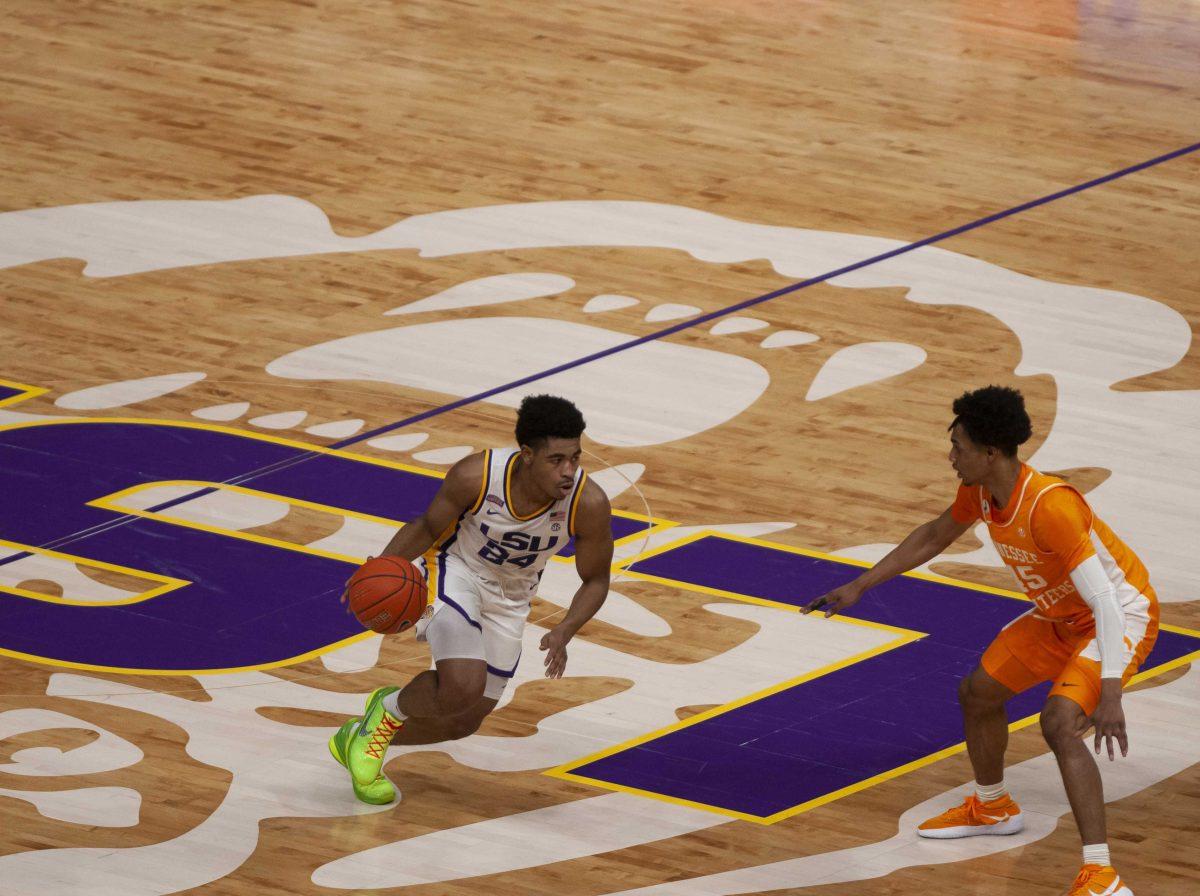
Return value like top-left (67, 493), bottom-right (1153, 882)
top-left (345, 556), bottom-right (427, 634)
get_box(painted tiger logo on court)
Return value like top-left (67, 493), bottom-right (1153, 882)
top-left (0, 197), bottom-right (1197, 895)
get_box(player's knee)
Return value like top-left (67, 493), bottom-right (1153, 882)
top-left (958, 671), bottom-right (1006, 714)
top-left (1039, 700), bottom-right (1080, 749)
top-left (958, 675), bottom-right (990, 713)
top-left (1040, 714), bottom-right (1070, 748)
top-left (435, 674), bottom-right (486, 716)
top-left (437, 687), bottom-right (482, 716)
top-left (444, 713), bottom-right (486, 741)
top-left (957, 675), bottom-right (974, 708)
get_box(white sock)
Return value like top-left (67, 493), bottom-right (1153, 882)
top-left (975, 780), bottom-right (1008, 803)
top-left (382, 691), bottom-right (407, 721)
top-left (1083, 843), bottom-right (1111, 868)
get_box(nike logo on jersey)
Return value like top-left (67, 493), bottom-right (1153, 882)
top-left (485, 508), bottom-right (503, 516)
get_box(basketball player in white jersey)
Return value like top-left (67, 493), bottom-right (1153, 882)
top-left (329, 394), bottom-right (614, 804)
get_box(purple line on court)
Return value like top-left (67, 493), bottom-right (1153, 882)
top-left (328, 140), bottom-right (1200, 450)
top-left (567, 535), bottom-right (1200, 818)
top-left (5, 140), bottom-right (1199, 562)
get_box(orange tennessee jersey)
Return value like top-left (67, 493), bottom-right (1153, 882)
top-left (951, 465), bottom-right (1155, 626)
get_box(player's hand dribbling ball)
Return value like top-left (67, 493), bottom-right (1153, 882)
top-left (343, 556), bottom-right (427, 634)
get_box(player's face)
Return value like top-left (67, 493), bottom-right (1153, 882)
top-left (948, 423), bottom-right (991, 486)
top-left (524, 437), bottom-right (583, 501)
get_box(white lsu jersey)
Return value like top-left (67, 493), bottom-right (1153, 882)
top-left (428, 447), bottom-right (588, 601)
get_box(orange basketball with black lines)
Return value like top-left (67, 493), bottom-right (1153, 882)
top-left (345, 556), bottom-right (427, 634)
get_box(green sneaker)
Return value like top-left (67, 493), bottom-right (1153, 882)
top-left (345, 686), bottom-right (403, 786)
top-left (329, 717), bottom-right (396, 805)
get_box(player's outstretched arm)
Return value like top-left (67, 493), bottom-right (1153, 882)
top-left (803, 506), bottom-right (971, 617)
top-left (540, 480), bottom-right (614, 679)
top-left (381, 452), bottom-right (485, 562)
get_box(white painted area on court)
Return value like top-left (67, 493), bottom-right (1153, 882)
top-left (806, 342), bottom-right (927, 401)
top-left (55, 372), bottom-right (206, 410)
top-left (268, 317), bottom-right (771, 448)
top-left (385, 272), bottom-right (574, 315)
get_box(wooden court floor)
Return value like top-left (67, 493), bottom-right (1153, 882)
top-left (1, 1), bottom-right (1199, 894)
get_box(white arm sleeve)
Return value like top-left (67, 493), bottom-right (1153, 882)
top-left (1069, 554), bottom-right (1126, 679)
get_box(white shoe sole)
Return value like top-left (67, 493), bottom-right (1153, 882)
top-left (1078, 882), bottom-right (1133, 896)
top-left (917, 813), bottom-right (1024, 839)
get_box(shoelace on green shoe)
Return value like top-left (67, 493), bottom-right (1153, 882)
top-left (364, 713), bottom-right (403, 760)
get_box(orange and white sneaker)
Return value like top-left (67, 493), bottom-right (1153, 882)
top-left (1066, 865), bottom-right (1133, 896)
top-left (916, 793), bottom-right (1024, 838)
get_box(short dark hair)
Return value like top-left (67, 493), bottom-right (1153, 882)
top-left (949, 385), bottom-right (1032, 457)
top-left (515, 394), bottom-right (585, 450)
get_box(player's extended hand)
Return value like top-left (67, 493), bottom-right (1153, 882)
top-left (802, 581), bottom-right (865, 618)
top-left (540, 623), bottom-right (574, 679)
top-left (339, 556), bottom-right (374, 610)
top-left (1090, 693), bottom-right (1128, 761)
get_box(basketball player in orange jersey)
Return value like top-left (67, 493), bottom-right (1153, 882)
top-left (804, 386), bottom-right (1157, 896)
top-left (329, 395), bottom-right (614, 804)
